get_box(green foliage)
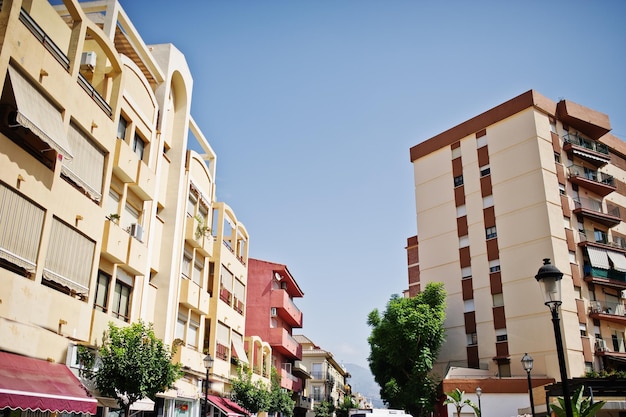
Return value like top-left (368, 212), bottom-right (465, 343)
top-left (314, 400), bottom-right (335, 417)
top-left (550, 385), bottom-right (605, 417)
top-left (443, 388), bottom-right (480, 417)
top-left (230, 366), bottom-right (271, 413)
top-left (367, 282), bottom-right (446, 417)
top-left (584, 369), bottom-right (626, 379)
top-left (269, 367), bottom-right (295, 417)
top-left (336, 397), bottom-right (358, 417)
top-left (78, 321), bottom-right (182, 415)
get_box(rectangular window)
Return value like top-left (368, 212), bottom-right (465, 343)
top-left (182, 250), bottom-right (192, 278)
top-left (580, 323), bottom-right (587, 337)
top-left (43, 217), bottom-right (94, 295)
top-left (483, 195), bottom-right (494, 208)
top-left (0, 183), bottom-right (44, 272)
top-left (466, 333), bottom-right (478, 346)
top-left (187, 192), bottom-right (198, 217)
top-left (94, 271), bottom-right (111, 312)
top-left (492, 293), bottom-right (504, 307)
top-left (192, 258), bottom-right (203, 285)
top-left (476, 135), bottom-right (487, 148)
top-left (461, 267), bottom-right (472, 279)
top-left (496, 331), bottom-right (508, 342)
top-left (454, 175), bottom-right (464, 187)
top-left (451, 147), bottom-right (461, 159)
top-left (112, 268), bottom-right (133, 322)
top-left (133, 133), bottom-right (145, 161)
top-left (594, 229), bottom-right (607, 244)
top-left (459, 235), bottom-right (469, 248)
top-left (175, 313), bottom-right (186, 341)
top-left (117, 116), bottom-right (128, 140)
top-left (480, 165), bottom-right (490, 177)
top-left (188, 317), bottom-right (199, 348)
top-left (463, 299), bottom-right (475, 313)
top-left (559, 183), bottom-right (566, 195)
top-left (456, 205), bottom-right (466, 218)
top-left (554, 152), bottom-right (561, 163)
top-left (61, 123), bottom-right (105, 201)
top-left (486, 226), bottom-right (497, 239)
top-left (489, 260), bottom-right (501, 273)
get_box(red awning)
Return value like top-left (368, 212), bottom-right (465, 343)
top-left (207, 395), bottom-right (249, 417)
top-left (0, 351), bottom-right (97, 414)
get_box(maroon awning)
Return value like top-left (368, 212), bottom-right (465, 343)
top-left (0, 351), bottom-right (97, 414)
top-left (207, 395), bottom-right (250, 417)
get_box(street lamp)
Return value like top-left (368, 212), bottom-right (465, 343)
top-left (535, 258), bottom-right (573, 417)
top-left (521, 353), bottom-right (535, 417)
top-left (475, 387), bottom-right (482, 417)
top-left (202, 354), bottom-right (214, 417)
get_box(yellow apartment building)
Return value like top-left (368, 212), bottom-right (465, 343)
top-left (407, 90), bottom-right (626, 415)
top-left (0, 1), bottom-right (264, 416)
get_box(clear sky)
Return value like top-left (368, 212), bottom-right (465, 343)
top-left (119, 0), bottom-right (626, 368)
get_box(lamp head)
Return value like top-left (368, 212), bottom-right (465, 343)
top-left (521, 352), bottom-right (534, 372)
top-left (475, 387), bottom-right (482, 397)
top-left (203, 354), bottom-right (214, 370)
top-left (535, 258), bottom-right (563, 306)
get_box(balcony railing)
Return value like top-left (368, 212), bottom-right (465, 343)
top-left (564, 133), bottom-right (609, 156)
top-left (19, 8), bottom-right (69, 70)
top-left (589, 300), bottom-right (626, 316)
top-left (578, 230), bottom-right (626, 250)
top-left (567, 164), bottom-right (615, 186)
top-left (594, 336), bottom-right (626, 354)
top-left (573, 197), bottom-right (621, 227)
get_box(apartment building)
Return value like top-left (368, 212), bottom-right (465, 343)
top-left (246, 259), bottom-right (310, 413)
top-left (407, 90), bottom-right (626, 414)
top-left (0, 1), bottom-right (258, 416)
top-left (293, 335), bottom-right (350, 417)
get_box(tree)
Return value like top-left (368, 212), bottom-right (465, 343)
top-left (314, 400), bottom-right (335, 417)
top-left (550, 385), bottom-right (605, 417)
top-left (367, 282), bottom-right (446, 417)
top-left (443, 388), bottom-right (480, 417)
top-left (336, 396), bottom-right (358, 417)
top-left (269, 367), bottom-right (295, 417)
top-left (78, 321), bottom-right (183, 416)
top-left (230, 365), bottom-right (271, 414)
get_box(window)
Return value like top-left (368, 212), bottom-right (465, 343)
top-left (580, 323), bottom-right (587, 337)
top-left (117, 116), bottom-right (128, 140)
top-left (492, 293), bottom-right (504, 307)
top-left (461, 267), bottom-right (472, 279)
top-left (496, 328), bottom-right (508, 342)
top-left (112, 268), bottom-right (133, 322)
top-left (476, 135), bottom-right (487, 148)
top-left (451, 147), bottom-right (462, 159)
top-left (483, 195), bottom-right (494, 208)
top-left (181, 250), bottom-right (192, 278)
top-left (94, 271), bottom-right (111, 312)
top-left (594, 229), bottom-right (607, 244)
top-left (133, 133), bottom-right (145, 161)
top-left (563, 216), bottom-right (571, 229)
top-left (559, 183), bottom-right (566, 195)
top-left (550, 120), bottom-right (557, 134)
top-left (43, 217), bottom-right (94, 296)
top-left (489, 260), bottom-right (501, 273)
top-left (569, 251), bottom-right (577, 264)
top-left (311, 363), bottom-right (323, 379)
top-left (480, 165), bottom-right (490, 177)
top-left (0, 182), bottom-right (44, 273)
top-left (187, 191), bottom-right (198, 217)
top-left (486, 226), bottom-right (497, 239)
top-left (456, 205), bottom-right (466, 218)
top-left (463, 299), bottom-right (475, 313)
top-left (466, 333), bottom-right (478, 346)
top-left (554, 152), bottom-right (561, 163)
top-left (188, 316), bottom-right (199, 348)
top-left (61, 123), bottom-right (105, 202)
top-left (454, 175), bottom-right (464, 187)
top-left (459, 235), bottom-right (469, 248)
top-left (497, 361), bottom-right (511, 377)
top-left (312, 386), bottom-right (322, 402)
top-left (107, 189), bottom-right (120, 219)
top-left (192, 258), bottom-right (203, 285)
top-left (175, 313), bottom-right (186, 340)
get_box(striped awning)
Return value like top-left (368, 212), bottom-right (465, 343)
top-left (587, 247), bottom-right (610, 269)
top-left (607, 251), bottom-right (626, 272)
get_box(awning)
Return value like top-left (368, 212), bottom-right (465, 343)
top-left (97, 396), bottom-right (155, 411)
top-left (207, 395), bottom-right (249, 417)
top-left (0, 351), bottom-right (97, 414)
top-left (7, 66), bottom-right (73, 161)
top-left (587, 246), bottom-right (610, 269)
top-left (607, 250), bottom-right (626, 272)
top-left (231, 339), bottom-right (249, 365)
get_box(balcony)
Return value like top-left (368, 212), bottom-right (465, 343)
top-left (101, 219), bottom-right (129, 263)
top-left (279, 367), bottom-right (302, 392)
top-left (578, 230), bottom-right (626, 251)
top-left (184, 216), bottom-right (214, 257)
top-left (567, 164), bottom-right (616, 197)
top-left (126, 233), bottom-right (148, 275)
top-left (589, 300), bottom-right (626, 325)
top-left (113, 139), bottom-right (138, 183)
top-left (573, 197), bottom-right (621, 228)
top-left (131, 161), bottom-right (156, 201)
top-left (584, 265), bottom-right (626, 291)
top-left (179, 278), bottom-right (210, 315)
top-left (594, 336), bottom-right (626, 356)
top-left (270, 289), bottom-right (303, 328)
top-left (294, 395), bottom-right (312, 410)
top-left (563, 133), bottom-right (610, 167)
top-left (172, 344), bottom-right (205, 374)
top-left (269, 327), bottom-right (302, 360)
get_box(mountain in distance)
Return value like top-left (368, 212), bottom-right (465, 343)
top-left (344, 363), bottom-right (385, 409)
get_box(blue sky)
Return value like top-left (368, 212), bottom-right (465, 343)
top-left (119, 0), bottom-right (626, 368)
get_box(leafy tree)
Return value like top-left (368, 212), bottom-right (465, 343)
top-left (78, 321), bottom-right (182, 416)
top-left (314, 400), bottom-right (335, 417)
top-left (230, 365), bottom-right (271, 414)
top-left (443, 388), bottom-right (480, 417)
top-left (336, 396), bottom-right (358, 417)
top-left (269, 367), bottom-right (295, 417)
top-left (367, 282), bottom-right (446, 417)
top-left (550, 385), bottom-right (605, 417)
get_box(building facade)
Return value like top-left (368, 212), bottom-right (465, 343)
top-left (408, 90), bottom-right (626, 413)
top-left (0, 1), bottom-right (260, 417)
top-left (293, 335), bottom-right (350, 417)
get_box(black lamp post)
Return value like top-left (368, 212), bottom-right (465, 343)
top-left (521, 353), bottom-right (535, 417)
top-left (475, 386), bottom-right (482, 417)
top-left (202, 354), bottom-right (214, 417)
top-left (535, 258), bottom-right (573, 417)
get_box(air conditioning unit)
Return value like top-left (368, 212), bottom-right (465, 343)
top-left (130, 223), bottom-right (144, 241)
top-left (595, 339), bottom-right (608, 352)
top-left (80, 52), bottom-right (96, 70)
top-left (270, 307), bottom-right (277, 317)
top-left (621, 289), bottom-right (626, 299)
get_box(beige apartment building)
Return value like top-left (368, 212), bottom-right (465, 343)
top-left (0, 1), bottom-right (262, 417)
top-left (293, 335), bottom-right (350, 417)
top-left (407, 90), bottom-right (626, 414)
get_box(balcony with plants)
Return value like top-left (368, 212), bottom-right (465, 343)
top-left (589, 300), bottom-right (626, 325)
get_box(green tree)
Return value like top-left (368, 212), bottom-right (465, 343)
top-left (269, 367), bottom-right (295, 417)
top-left (78, 321), bottom-right (182, 417)
top-left (230, 365), bottom-right (271, 414)
top-left (367, 282), bottom-right (447, 417)
top-left (443, 388), bottom-right (480, 417)
top-left (336, 396), bottom-right (358, 417)
top-left (550, 385), bottom-right (605, 417)
top-left (314, 400), bottom-right (335, 417)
